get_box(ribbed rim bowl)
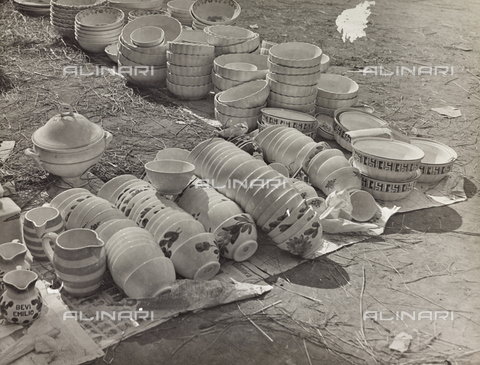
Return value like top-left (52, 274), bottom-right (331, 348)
top-left (75, 6), bottom-right (124, 28)
top-left (167, 80), bottom-right (212, 100)
top-left (316, 73), bottom-right (359, 100)
top-left (269, 42), bottom-right (323, 68)
top-left (217, 79), bottom-right (269, 108)
top-left (204, 25), bottom-right (255, 46)
top-left (167, 62), bottom-right (212, 76)
top-left (190, 0), bottom-right (241, 26)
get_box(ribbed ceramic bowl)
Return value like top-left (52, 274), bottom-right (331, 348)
top-left (51, 0), bottom-right (107, 10)
top-left (267, 98), bottom-right (315, 115)
top-left (214, 33), bottom-right (260, 55)
top-left (167, 40), bottom-right (214, 55)
top-left (266, 74), bottom-right (317, 97)
top-left (410, 138), bottom-right (457, 183)
top-left (316, 73), bottom-right (359, 100)
top-left (269, 89), bottom-right (317, 105)
top-left (214, 92), bottom-right (265, 117)
top-left (217, 79), bottom-right (269, 108)
top-left (167, 62), bottom-right (212, 76)
top-left (118, 59), bottom-right (167, 86)
top-left (211, 71), bottom-right (245, 91)
top-left (166, 51), bottom-right (215, 66)
top-left (316, 95), bottom-right (358, 109)
top-left (167, 72), bottom-right (211, 86)
top-left (118, 42), bottom-right (167, 65)
top-left (268, 42), bottom-right (322, 68)
top-left (267, 70), bottom-right (320, 87)
top-left (204, 24), bottom-right (255, 46)
top-left (167, 80), bottom-right (212, 100)
top-left (360, 170), bottom-right (420, 201)
top-left (351, 137), bottom-right (425, 182)
top-left (267, 58), bottom-right (321, 76)
top-left (189, 0), bottom-right (241, 26)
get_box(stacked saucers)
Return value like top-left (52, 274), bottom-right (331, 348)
top-left (189, 0), bottom-right (241, 30)
top-left (212, 53), bottom-right (268, 92)
top-left (118, 14), bottom-right (182, 87)
top-left (75, 7), bottom-right (125, 54)
top-left (109, 0), bottom-right (165, 17)
top-left (266, 42), bottom-right (324, 115)
top-left (166, 0), bottom-right (194, 26)
top-left (187, 138), bottom-right (324, 258)
top-left (351, 137), bottom-right (425, 201)
top-left (13, 0), bottom-right (50, 17)
top-left (214, 80), bottom-right (269, 130)
top-left (204, 25), bottom-right (260, 56)
top-left (51, 0), bottom-right (108, 38)
top-left (259, 108), bottom-right (319, 139)
top-left (315, 74), bottom-right (359, 116)
top-left (166, 35), bottom-right (214, 100)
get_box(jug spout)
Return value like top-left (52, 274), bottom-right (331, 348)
top-left (3, 269), bottom-right (38, 292)
top-left (0, 242), bottom-right (28, 273)
top-left (25, 206), bottom-right (62, 239)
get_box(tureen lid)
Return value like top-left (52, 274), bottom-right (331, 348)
top-left (32, 104), bottom-right (104, 150)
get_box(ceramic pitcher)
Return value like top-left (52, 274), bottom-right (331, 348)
top-left (42, 228), bottom-right (106, 297)
top-left (0, 240), bottom-right (30, 291)
top-left (23, 206), bottom-right (65, 261)
top-left (0, 269), bottom-right (42, 324)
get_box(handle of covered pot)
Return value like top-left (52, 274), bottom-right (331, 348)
top-left (59, 103), bottom-right (74, 118)
top-left (25, 148), bottom-right (44, 170)
top-left (41, 232), bottom-right (58, 264)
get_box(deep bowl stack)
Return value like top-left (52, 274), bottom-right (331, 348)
top-left (166, 0), bottom-right (194, 26)
top-left (14, 0), bottom-right (50, 17)
top-left (166, 37), bottom-right (215, 100)
top-left (315, 74), bottom-right (359, 116)
top-left (212, 53), bottom-right (268, 93)
top-left (189, 0), bottom-right (241, 30)
top-left (51, 0), bottom-right (107, 38)
top-left (214, 79), bottom-right (270, 131)
top-left (118, 14), bottom-right (183, 87)
top-left (204, 25), bottom-right (260, 56)
top-left (75, 7), bottom-right (125, 54)
top-left (266, 42), bottom-right (323, 115)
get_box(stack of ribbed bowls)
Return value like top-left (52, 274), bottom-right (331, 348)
top-left (128, 9), bottom-right (170, 22)
top-left (189, 0), bottom-right (241, 30)
top-left (266, 42), bottom-right (323, 115)
top-left (109, 0), bottom-right (164, 17)
top-left (351, 137), bottom-right (425, 201)
top-left (315, 74), bottom-right (359, 116)
top-left (75, 7), bottom-right (125, 54)
top-left (204, 25), bottom-right (260, 56)
top-left (118, 14), bottom-right (182, 87)
top-left (14, 0), bottom-right (50, 17)
top-left (166, 34), bottom-right (215, 100)
top-left (187, 138), bottom-right (324, 258)
top-left (214, 79), bottom-right (270, 131)
top-left (258, 107), bottom-right (319, 139)
top-left (212, 53), bottom-right (268, 92)
top-left (254, 124), bottom-right (331, 177)
top-left (97, 174), bottom-right (221, 280)
top-left (166, 0), bottom-right (194, 26)
top-left (51, 0), bottom-right (107, 38)
top-left (176, 178), bottom-right (258, 262)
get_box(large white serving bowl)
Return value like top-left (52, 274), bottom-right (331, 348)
top-left (204, 24), bottom-right (255, 46)
top-left (167, 79), bottom-right (212, 100)
top-left (268, 42), bottom-right (322, 68)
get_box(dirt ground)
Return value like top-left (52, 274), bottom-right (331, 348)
top-left (0, 0), bottom-right (479, 364)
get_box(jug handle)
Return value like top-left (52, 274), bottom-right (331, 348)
top-left (41, 232), bottom-right (58, 264)
top-left (25, 148), bottom-right (44, 170)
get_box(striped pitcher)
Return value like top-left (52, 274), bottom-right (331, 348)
top-left (23, 206), bottom-right (65, 260)
top-left (41, 228), bottom-right (106, 297)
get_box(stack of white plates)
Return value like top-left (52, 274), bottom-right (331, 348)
top-left (75, 7), bottom-right (125, 54)
top-left (266, 42), bottom-right (324, 115)
top-left (128, 9), bottom-right (170, 22)
top-left (13, 0), bottom-right (50, 17)
top-left (118, 14), bottom-right (183, 87)
top-left (166, 0), bottom-right (194, 26)
top-left (189, 0), bottom-right (240, 30)
top-left (166, 33), bottom-right (214, 100)
top-left (51, 0), bottom-right (108, 38)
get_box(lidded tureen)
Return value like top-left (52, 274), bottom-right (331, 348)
top-left (25, 103), bottom-right (113, 188)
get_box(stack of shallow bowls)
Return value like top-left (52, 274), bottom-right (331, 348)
top-left (118, 14), bottom-right (182, 87)
top-left (14, 0), bottom-right (50, 17)
top-left (97, 175), bottom-right (221, 280)
top-left (214, 79), bottom-right (269, 129)
top-left (109, 0), bottom-right (164, 17)
top-left (128, 9), bottom-right (170, 22)
top-left (315, 74), bottom-right (359, 116)
top-left (51, 0), bottom-right (107, 38)
top-left (351, 137), bottom-right (425, 201)
top-left (333, 108), bottom-right (389, 151)
top-left (166, 0), bottom-right (194, 26)
top-left (187, 138), bottom-right (324, 258)
top-left (410, 138), bottom-right (457, 183)
top-left (204, 25), bottom-right (260, 56)
top-left (267, 42), bottom-right (323, 115)
top-left (75, 7), bottom-right (125, 54)
top-left (254, 124), bottom-right (331, 177)
top-left (212, 53), bottom-right (268, 93)
top-left (259, 108), bottom-right (319, 139)
top-left (166, 36), bottom-right (214, 100)
top-left (189, 0), bottom-right (241, 30)
top-left (176, 178), bottom-right (258, 262)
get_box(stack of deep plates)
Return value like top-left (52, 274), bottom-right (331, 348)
top-left (315, 74), bottom-right (359, 116)
top-left (75, 7), bottom-right (125, 54)
top-left (13, 0), bottom-right (50, 17)
top-left (266, 42), bottom-right (323, 115)
top-left (166, 32), bottom-right (215, 100)
top-left (212, 53), bottom-right (268, 93)
top-left (166, 0), bottom-right (194, 26)
top-left (189, 0), bottom-right (241, 30)
top-left (204, 25), bottom-right (260, 56)
top-left (51, 0), bottom-right (108, 38)
top-left (118, 14), bottom-right (182, 87)
top-left (128, 9), bottom-right (170, 22)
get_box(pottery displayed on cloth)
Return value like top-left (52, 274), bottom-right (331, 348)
top-left (42, 228), bottom-right (106, 297)
top-left (23, 206), bottom-right (65, 261)
top-left (25, 103), bottom-right (113, 188)
top-left (0, 269), bottom-right (43, 324)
